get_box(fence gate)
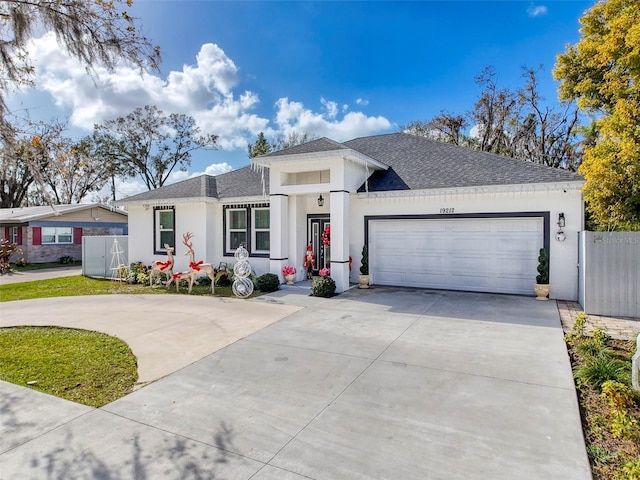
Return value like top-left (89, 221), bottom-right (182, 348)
top-left (579, 231), bottom-right (640, 318)
top-left (82, 235), bottom-right (128, 279)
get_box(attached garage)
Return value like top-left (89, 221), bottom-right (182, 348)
top-left (368, 215), bottom-right (546, 295)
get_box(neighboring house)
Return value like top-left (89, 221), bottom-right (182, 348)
top-left (117, 133), bottom-right (584, 300)
top-left (0, 204), bottom-right (128, 263)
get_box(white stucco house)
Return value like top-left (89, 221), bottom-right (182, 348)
top-left (116, 133), bottom-right (584, 300)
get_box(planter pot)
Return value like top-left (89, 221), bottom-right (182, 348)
top-left (533, 283), bottom-right (550, 301)
top-left (284, 274), bottom-right (295, 285)
top-left (358, 274), bottom-right (370, 289)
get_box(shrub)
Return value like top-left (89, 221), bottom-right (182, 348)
top-left (129, 261), bottom-right (147, 274)
top-left (0, 238), bottom-right (23, 273)
top-left (255, 273), bottom-right (280, 292)
top-left (575, 336), bottom-right (614, 359)
top-left (311, 276), bottom-right (336, 297)
top-left (136, 272), bottom-right (149, 285)
top-left (565, 312), bottom-right (588, 345)
top-left (602, 380), bottom-right (637, 411)
top-left (574, 357), bottom-right (630, 391)
top-left (215, 270), bottom-right (232, 287)
top-left (616, 459), bottom-right (640, 480)
top-left (58, 255), bottom-right (75, 264)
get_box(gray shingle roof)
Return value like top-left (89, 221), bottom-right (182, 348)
top-left (0, 204), bottom-right (126, 223)
top-left (120, 133), bottom-right (583, 203)
top-left (261, 137), bottom-right (348, 157)
top-left (344, 133), bottom-right (583, 191)
top-left (117, 166), bottom-right (268, 203)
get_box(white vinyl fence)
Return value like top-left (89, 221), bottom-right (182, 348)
top-left (579, 231), bottom-right (640, 318)
top-left (82, 235), bottom-right (128, 279)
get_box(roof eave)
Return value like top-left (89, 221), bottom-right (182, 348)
top-left (357, 180), bottom-right (585, 199)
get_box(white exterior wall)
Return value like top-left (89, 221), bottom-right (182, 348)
top-left (349, 187), bottom-right (583, 301)
top-left (126, 202), bottom-right (270, 277)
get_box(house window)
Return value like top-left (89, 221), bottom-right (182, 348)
top-left (154, 207), bottom-right (175, 253)
top-left (224, 204), bottom-right (270, 256)
top-left (10, 227), bottom-right (19, 244)
top-left (253, 208), bottom-right (270, 253)
top-left (227, 209), bottom-right (247, 251)
top-left (42, 227), bottom-right (73, 244)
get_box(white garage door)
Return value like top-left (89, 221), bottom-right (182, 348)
top-left (369, 217), bottom-right (543, 295)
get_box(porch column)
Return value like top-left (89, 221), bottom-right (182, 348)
top-left (330, 190), bottom-right (350, 293)
top-left (269, 194), bottom-right (289, 282)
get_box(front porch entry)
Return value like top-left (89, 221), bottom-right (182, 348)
top-left (308, 215), bottom-right (330, 275)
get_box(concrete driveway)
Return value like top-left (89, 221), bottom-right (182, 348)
top-left (0, 287), bottom-right (591, 479)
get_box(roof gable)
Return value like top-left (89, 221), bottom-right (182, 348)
top-left (261, 137), bottom-right (349, 157)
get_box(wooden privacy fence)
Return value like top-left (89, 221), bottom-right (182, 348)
top-left (579, 231), bottom-right (640, 318)
top-left (82, 235), bottom-right (128, 279)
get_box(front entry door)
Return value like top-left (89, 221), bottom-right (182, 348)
top-left (308, 216), bottom-right (330, 275)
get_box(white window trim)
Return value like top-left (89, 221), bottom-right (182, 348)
top-left (42, 226), bottom-right (73, 244)
top-left (154, 207), bottom-right (175, 253)
top-left (252, 207), bottom-right (270, 254)
top-left (226, 208), bottom-right (248, 254)
top-left (10, 227), bottom-right (18, 244)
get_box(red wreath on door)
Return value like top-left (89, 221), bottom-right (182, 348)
top-left (321, 225), bottom-right (331, 246)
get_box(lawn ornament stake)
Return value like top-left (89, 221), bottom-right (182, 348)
top-left (182, 232), bottom-right (216, 294)
top-left (150, 243), bottom-right (175, 287)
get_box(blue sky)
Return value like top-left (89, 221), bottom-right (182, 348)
top-left (7, 0), bottom-right (594, 198)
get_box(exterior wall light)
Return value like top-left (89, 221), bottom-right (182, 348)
top-left (557, 212), bottom-right (565, 228)
top-left (556, 212), bottom-right (566, 242)
top-left (318, 194), bottom-right (324, 207)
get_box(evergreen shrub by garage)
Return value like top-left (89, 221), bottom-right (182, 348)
top-left (256, 273), bottom-right (280, 292)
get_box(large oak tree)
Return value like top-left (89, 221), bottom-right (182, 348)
top-left (94, 105), bottom-right (218, 191)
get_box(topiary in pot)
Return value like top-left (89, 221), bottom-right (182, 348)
top-left (358, 245), bottom-right (370, 289)
top-left (534, 248), bottom-right (550, 300)
top-left (255, 273), bottom-right (280, 293)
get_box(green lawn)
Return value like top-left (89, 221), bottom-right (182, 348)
top-left (0, 326), bottom-right (138, 407)
top-left (0, 275), bottom-right (257, 302)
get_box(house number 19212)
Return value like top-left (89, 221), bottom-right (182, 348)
top-left (440, 208), bottom-right (455, 214)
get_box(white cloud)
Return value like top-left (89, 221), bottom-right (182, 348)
top-left (356, 98), bottom-right (369, 106)
top-left (527, 5), bottom-right (548, 17)
top-left (23, 33), bottom-right (390, 156)
top-left (321, 97), bottom-right (339, 119)
top-left (274, 98), bottom-right (390, 141)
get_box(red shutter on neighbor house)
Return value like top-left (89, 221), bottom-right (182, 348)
top-left (33, 227), bottom-right (42, 245)
top-left (74, 227), bottom-right (82, 244)
top-left (17, 227), bottom-right (22, 245)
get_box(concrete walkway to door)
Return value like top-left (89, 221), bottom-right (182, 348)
top-left (0, 288), bottom-right (591, 479)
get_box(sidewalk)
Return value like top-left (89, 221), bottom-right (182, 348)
top-left (557, 300), bottom-right (639, 340)
top-left (0, 265), bottom-right (82, 285)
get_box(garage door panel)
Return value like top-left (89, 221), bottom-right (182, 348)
top-left (370, 218), bottom-right (543, 295)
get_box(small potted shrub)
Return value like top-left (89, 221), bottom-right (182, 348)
top-left (358, 245), bottom-right (370, 289)
top-left (282, 265), bottom-right (296, 284)
top-left (534, 247), bottom-right (550, 300)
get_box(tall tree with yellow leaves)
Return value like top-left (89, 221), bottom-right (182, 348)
top-left (554, 0), bottom-right (640, 230)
